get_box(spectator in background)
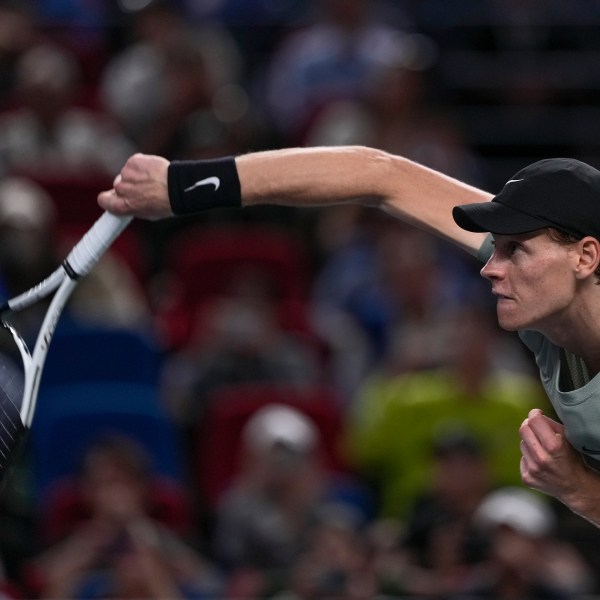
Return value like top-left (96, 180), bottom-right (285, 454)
top-left (362, 60), bottom-right (480, 184)
top-left (0, 41), bottom-right (133, 178)
top-left (0, 1), bottom-right (39, 103)
top-left (25, 434), bottom-right (221, 599)
top-left (160, 270), bottom-right (322, 430)
top-left (312, 223), bottom-right (473, 399)
top-left (364, 435), bottom-right (595, 599)
top-left (310, 206), bottom-right (392, 399)
top-left (271, 506), bottom-right (378, 600)
top-left (399, 430), bottom-right (494, 597)
top-left (133, 32), bottom-right (254, 160)
top-left (461, 486), bottom-right (595, 598)
top-left (100, 0), bottom-right (181, 146)
top-left (213, 404), bottom-right (368, 597)
top-left (347, 302), bottom-right (547, 518)
top-left (100, 0), bottom-right (251, 157)
top-left (263, 0), bottom-right (421, 144)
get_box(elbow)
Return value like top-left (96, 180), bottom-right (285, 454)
top-left (350, 146), bottom-right (397, 208)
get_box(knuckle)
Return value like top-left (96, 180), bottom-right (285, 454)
top-left (545, 437), bottom-right (562, 455)
top-left (521, 472), bottom-right (533, 486)
top-left (113, 180), bottom-right (125, 196)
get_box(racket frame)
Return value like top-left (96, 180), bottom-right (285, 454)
top-left (0, 212), bottom-right (133, 478)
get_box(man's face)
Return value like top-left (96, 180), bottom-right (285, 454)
top-left (480, 230), bottom-right (579, 333)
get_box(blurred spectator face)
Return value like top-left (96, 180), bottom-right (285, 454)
top-left (162, 36), bottom-right (214, 113)
top-left (434, 449), bottom-right (490, 514)
top-left (0, 4), bottom-right (36, 57)
top-left (371, 65), bottom-right (425, 116)
top-left (80, 437), bottom-right (151, 522)
top-left (376, 227), bottom-right (439, 313)
top-left (0, 177), bottom-right (57, 287)
top-left (446, 306), bottom-right (499, 381)
top-left (15, 43), bottom-right (80, 123)
top-left (432, 432), bottom-right (491, 516)
top-left (289, 515), bottom-right (377, 599)
top-left (241, 404), bottom-right (322, 496)
top-left (132, 2), bottom-right (182, 46)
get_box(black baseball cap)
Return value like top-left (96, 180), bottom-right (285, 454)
top-left (452, 158), bottom-right (600, 239)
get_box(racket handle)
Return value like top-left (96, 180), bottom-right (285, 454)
top-left (66, 212), bottom-right (133, 277)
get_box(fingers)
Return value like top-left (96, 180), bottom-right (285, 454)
top-left (518, 408), bottom-right (583, 502)
top-left (520, 409), bottom-right (563, 461)
top-left (97, 155), bottom-right (140, 214)
top-left (97, 154), bottom-right (171, 220)
top-left (520, 410), bottom-right (555, 485)
top-left (522, 409), bottom-right (564, 441)
top-left (98, 162), bottom-right (137, 215)
top-left (528, 408), bottom-right (564, 433)
top-left (97, 188), bottom-right (129, 215)
top-left (97, 168), bottom-right (127, 214)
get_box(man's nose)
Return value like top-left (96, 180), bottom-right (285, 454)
top-left (480, 254), bottom-right (502, 281)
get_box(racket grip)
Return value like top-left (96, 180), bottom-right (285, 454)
top-left (65, 212), bottom-right (133, 277)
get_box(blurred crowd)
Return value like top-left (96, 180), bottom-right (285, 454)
top-left (2, 0), bottom-right (600, 597)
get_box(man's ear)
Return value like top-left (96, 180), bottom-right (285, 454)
top-left (575, 237), bottom-right (600, 280)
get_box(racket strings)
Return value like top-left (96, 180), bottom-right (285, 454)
top-left (0, 352), bottom-right (25, 471)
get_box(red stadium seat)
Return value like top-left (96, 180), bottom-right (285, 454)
top-left (10, 170), bottom-right (113, 225)
top-left (157, 224), bottom-right (314, 349)
top-left (39, 474), bottom-right (193, 545)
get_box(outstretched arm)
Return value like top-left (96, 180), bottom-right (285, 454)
top-left (98, 146), bottom-right (492, 256)
top-left (520, 409), bottom-right (600, 528)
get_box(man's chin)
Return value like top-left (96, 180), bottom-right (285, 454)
top-left (496, 314), bottom-right (521, 332)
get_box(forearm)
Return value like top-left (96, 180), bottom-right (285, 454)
top-left (237, 146), bottom-right (386, 207)
top-left (237, 146), bottom-right (491, 254)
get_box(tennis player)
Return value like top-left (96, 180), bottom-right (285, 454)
top-left (98, 148), bottom-right (600, 528)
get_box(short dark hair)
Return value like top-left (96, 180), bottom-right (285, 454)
top-left (546, 228), bottom-right (600, 282)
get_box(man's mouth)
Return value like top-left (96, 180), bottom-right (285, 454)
top-left (492, 289), bottom-right (510, 299)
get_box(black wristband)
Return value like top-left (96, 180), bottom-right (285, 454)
top-left (168, 157), bottom-right (242, 215)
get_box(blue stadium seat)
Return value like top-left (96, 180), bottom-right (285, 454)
top-left (41, 324), bottom-right (163, 387)
top-left (29, 381), bottom-right (183, 497)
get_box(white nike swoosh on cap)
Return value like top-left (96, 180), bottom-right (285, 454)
top-left (184, 176), bottom-right (221, 193)
top-left (505, 178), bottom-right (524, 184)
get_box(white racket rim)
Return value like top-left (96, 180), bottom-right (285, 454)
top-left (21, 275), bottom-right (79, 428)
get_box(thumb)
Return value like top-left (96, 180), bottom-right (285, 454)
top-left (97, 189), bottom-right (128, 215)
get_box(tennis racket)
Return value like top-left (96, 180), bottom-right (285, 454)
top-left (0, 211), bottom-right (133, 485)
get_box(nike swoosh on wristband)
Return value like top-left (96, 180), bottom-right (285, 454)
top-left (505, 178), bottom-right (524, 184)
top-left (184, 176), bottom-right (221, 193)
